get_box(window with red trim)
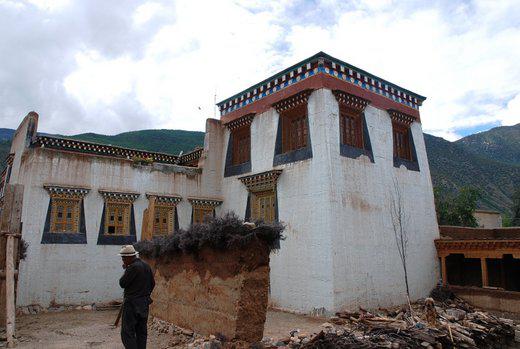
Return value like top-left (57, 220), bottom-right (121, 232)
top-left (339, 105), bottom-right (363, 148)
top-left (281, 104), bottom-right (308, 153)
top-left (392, 123), bottom-right (411, 161)
top-left (232, 125), bottom-right (251, 165)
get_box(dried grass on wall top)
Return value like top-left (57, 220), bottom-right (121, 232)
top-left (134, 213), bottom-right (284, 258)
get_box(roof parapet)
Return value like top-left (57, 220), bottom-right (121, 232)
top-left (217, 51), bottom-right (426, 117)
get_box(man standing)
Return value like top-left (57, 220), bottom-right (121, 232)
top-left (118, 245), bottom-right (155, 349)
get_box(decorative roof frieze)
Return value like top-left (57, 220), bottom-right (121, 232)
top-left (435, 239), bottom-right (520, 257)
top-left (44, 185), bottom-right (90, 199)
top-left (187, 197), bottom-right (223, 207)
top-left (99, 189), bottom-right (140, 203)
top-left (332, 90), bottom-right (370, 112)
top-left (225, 113), bottom-right (255, 131)
top-left (217, 52), bottom-right (425, 116)
top-left (388, 109), bottom-right (415, 126)
top-left (178, 148), bottom-right (203, 166)
top-left (6, 154), bottom-right (14, 166)
top-left (146, 193), bottom-right (182, 205)
top-left (239, 170), bottom-right (283, 192)
top-left (32, 136), bottom-right (202, 168)
top-left (272, 90), bottom-right (313, 113)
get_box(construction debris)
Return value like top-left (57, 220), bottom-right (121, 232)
top-left (144, 288), bottom-right (516, 348)
top-left (258, 288), bottom-right (516, 349)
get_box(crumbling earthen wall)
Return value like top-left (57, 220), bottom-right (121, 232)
top-left (146, 241), bottom-right (270, 342)
top-left (451, 285), bottom-right (520, 314)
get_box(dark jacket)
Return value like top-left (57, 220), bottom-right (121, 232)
top-left (119, 258), bottom-right (155, 302)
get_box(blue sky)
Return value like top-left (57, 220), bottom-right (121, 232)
top-left (0, 0), bottom-right (519, 140)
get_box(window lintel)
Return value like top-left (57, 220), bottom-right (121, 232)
top-left (225, 113), bottom-right (255, 131)
top-left (332, 90), bottom-right (370, 112)
top-left (99, 189), bottom-right (139, 203)
top-left (388, 109), bottom-right (415, 126)
top-left (188, 197), bottom-right (223, 207)
top-left (146, 193), bottom-right (182, 205)
top-left (272, 89), bottom-right (313, 113)
top-left (44, 184), bottom-right (90, 199)
top-left (239, 170), bottom-right (283, 192)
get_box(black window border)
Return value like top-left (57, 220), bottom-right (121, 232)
top-left (273, 109), bottom-right (313, 166)
top-left (41, 199), bottom-right (87, 244)
top-left (224, 131), bottom-right (251, 177)
top-left (339, 112), bottom-right (374, 163)
top-left (96, 202), bottom-right (137, 245)
top-left (393, 127), bottom-right (420, 172)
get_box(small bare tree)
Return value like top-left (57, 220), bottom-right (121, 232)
top-left (390, 178), bottom-right (413, 319)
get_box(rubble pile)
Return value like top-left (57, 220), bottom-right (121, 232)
top-left (291, 289), bottom-right (515, 349)
top-left (150, 288), bottom-right (517, 348)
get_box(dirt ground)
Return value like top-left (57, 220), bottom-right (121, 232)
top-left (6, 309), bottom-right (324, 348)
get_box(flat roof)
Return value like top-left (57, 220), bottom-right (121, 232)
top-left (217, 52), bottom-right (426, 117)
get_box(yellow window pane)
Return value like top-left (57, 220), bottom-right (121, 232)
top-left (105, 202), bottom-right (131, 236)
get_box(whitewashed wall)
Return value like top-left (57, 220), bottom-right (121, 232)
top-left (12, 118), bottom-right (223, 307)
top-left (10, 94), bottom-right (439, 311)
top-left (221, 88), bottom-right (439, 313)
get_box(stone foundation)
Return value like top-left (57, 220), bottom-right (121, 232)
top-left (145, 240), bottom-right (270, 342)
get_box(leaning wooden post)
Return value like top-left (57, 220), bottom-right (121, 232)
top-left (1, 184), bottom-right (24, 348)
top-left (5, 234), bottom-right (15, 348)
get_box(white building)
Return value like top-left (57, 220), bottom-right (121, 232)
top-left (2, 52), bottom-right (439, 313)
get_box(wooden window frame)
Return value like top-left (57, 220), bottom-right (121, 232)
top-left (153, 204), bottom-right (174, 236)
top-left (281, 104), bottom-right (309, 153)
top-left (392, 123), bottom-right (412, 161)
top-left (232, 125), bottom-right (251, 165)
top-left (192, 206), bottom-right (214, 224)
top-left (50, 197), bottom-right (81, 233)
top-left (251, 190), bottom-right (276, 223)
top-left (104, 201), bottom-right (131, 236)
top-left (339, 105), bottom-right (363, 149)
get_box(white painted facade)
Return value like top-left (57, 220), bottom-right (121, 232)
top-left (220, 89), bottom-right (439, 313)
top-left (7, 115), bottom-right (224, 307)
top-left (5, 53), bottom-right (439, 313)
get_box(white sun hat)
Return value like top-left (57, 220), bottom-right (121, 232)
top-left (118, 245), bottom-right (139, 257)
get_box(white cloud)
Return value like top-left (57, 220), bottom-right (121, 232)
top-left (64, 51), bottom-right (135, 106)
top-left (1, 0), bottom-right (519, 138)
top-left (133, 2), bottom-right (163, 26)
top-left (496, 94), bottom-right (520, 126)
top-left (25, 0), bottom-right (69, 11)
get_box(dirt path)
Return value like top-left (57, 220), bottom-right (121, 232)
top-left (8, 309), bottom-right (324, 348)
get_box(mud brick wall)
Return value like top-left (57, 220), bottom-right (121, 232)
top-left (439, 226), bottom-right (520, 240)
top-left (145, 240), bottom-right (270, 342)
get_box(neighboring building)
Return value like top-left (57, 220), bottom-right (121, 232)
top-left (474, 209), bottom-right (503, 228)
top-left (435, 225), bottom-right (520, 313)
top-left (2, 52), bottom-right (439, 313)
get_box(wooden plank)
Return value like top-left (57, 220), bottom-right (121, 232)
top-left (0, 184), bottom-right (24, 348)
top-left (481, 258), bottom-right (489, 287)
top-left (441, 256), bottom-right (447, 286)
top-left (6, 235), bottom-right (15, 348)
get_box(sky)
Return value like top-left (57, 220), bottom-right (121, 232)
top-left (0, 0), bottom-right (519, 141)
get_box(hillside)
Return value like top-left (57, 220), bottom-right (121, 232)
top-left (456, 124), bottom-right (520, 165)
top-left (424, 133), bottom-right (519, 213)
top-left (0, 128), bottom-right (15, 141)
top-left (61, 129), bottom-right (205, 156)
top-left (0, 124), bottom-right (517, 213)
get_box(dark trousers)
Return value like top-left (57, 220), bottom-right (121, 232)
top-left (121, 299), bottom-right (149, 349)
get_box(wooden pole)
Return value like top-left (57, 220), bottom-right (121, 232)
top-left (5, 234), bottom-right (15, 348)
top-left (441, 256), bottom-right (447, 286)
top-left (481, 257), bottom-right (489, 287)
top-left (0, 184), bottom-right (24, 348)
